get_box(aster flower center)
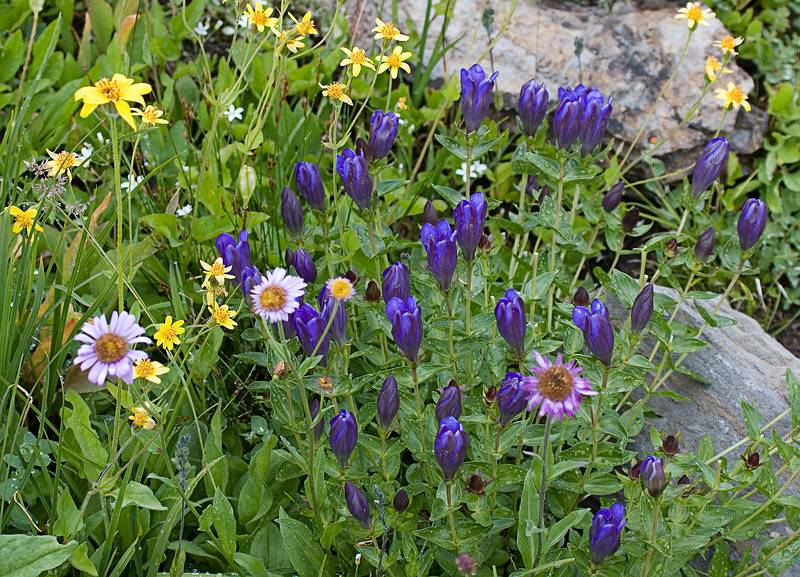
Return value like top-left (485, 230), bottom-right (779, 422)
top-left (350, 49), bottom-right (368, 64)
top-left (386, 53), bottom-right (403, 68)
top-left (135, 359), bottom-right (155, 378)
top-left (259, 285), bottom-right (288, 311)
top-left (537, 365), bottom-right (574, 401)
top-left (686, 5), bottom-right (703, 21)
top-left (379, 22), bottom-right (400, 38)
top-left (53, 152), bottom-right (77, 170)
top-left (209, 261), bottom-right (227, 276)
top-left (330, 278), bottom-right (354, 300)
top-left (131, 408), bottom-right (151, 427)
top-left (96, 78), bottom-right (122, 101)
top-left (728, 87), bottom-right (744, 103)
top-left (214, 307), bottom-right (231, 323)
top-left (325, 83), bottom-right (346, 100)
top-left (95, 333), bottom-right (128, 363)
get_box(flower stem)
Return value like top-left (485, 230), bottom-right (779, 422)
top-left (489, 425), bottom-right (502, 511)
top-left (446, 480), bottom-right (459, 550)
top-left (533, 417), bottom-right (553, 567)
top-left (642, 497), bottom-right (661, 577)
top-left (110, 117), bottom-right (124, 312)
top-left (465, 260), bottom-right (474, 384)
top-left (465, 135), bottom-right (473, 200)
top-left (446, 290), bottom-right (457, 374)
top-left (546, 158), bottom-right (566, 334)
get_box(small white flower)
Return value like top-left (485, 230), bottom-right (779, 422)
top-left (96, 132), bottom-right (106, 145)
top-left (222, 25), bottom-right (235, 36)
top-left (176, 204), bottom-right (193, 217)
top-left (193, 19), bottom-right (210, 36)
top-left (120, 174), bottom-right (144, 191)
top-left (237, 13), bottom-right (249, 28)
top-left (455, 161), bottom-right (488, 182)
top-left (223, 104), bottom-right (244, 122)
top-left (398, 117), bottom-right (408, 126)
top-left (77, 143), bottom-right (93, 163)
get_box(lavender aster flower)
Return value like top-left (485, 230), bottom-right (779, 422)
top-left (589, 503), bottom-right (627, 564)
top-left (497, 373), bottom-right (528, 424)
top-left (329, 410), bottom-right (358, 467)
top-left (519, 80), bottom-right (549, 137)
top-left (386, 296), bottom-right (423, 363)
top-left (435, 417), bottom-right (469, 480)
top-left (460, 64), bottom-right (499, 133)
top-left (420, 220), bottom-right (458, 291)
top-left (737, 198), bottom-right (768, 251)
top-left (345, 482), bottom-right (371, 528)
top-left (524, 352), bottom-right (596, 419)
top-left (294, 161), bottom-right (325, 210)
top-left (73, 311), bottom-right (151, 385)
top-left (691, 137), bottom-right (729, 198)
top-left (453, 192), bottom-right (487, 261)
top-left (336, 148), bottom-right (373, 210)
top-left (367, 110), bottom-right (399, 159)
top-left (435, 384), bottom-right (462, 424)
top-left (495, 288), bottom-right (527, 357)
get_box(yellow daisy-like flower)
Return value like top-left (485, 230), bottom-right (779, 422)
top-left (289, 11), bottom-right (317, 36)
top-left (245, 2), bottom-right (278, 32)
top-left (397, 97), bottom-right (408, 110)
top-left (8, 205), bottom-right (44, 235)
top-left (133, 358), bottom-right (169, 384)
top-left (273, 29), bottom-right (305, 53)
top-left (321, 82), bottom-right (353, 106)
top-left (45, 149), bottom-right (81, 180)
top-left (340, 47), bottom-right (375, 78)
top-left (132, 105), bottom-right (169, 126)
top-left (202, 277), bottom-right (229, 306)
top-left (154, 315), bottom-right (185, 351)
top-left (372, 18), bottom-right (409, 42)
top-left (129, 407), bottom-right (156, 429)
top-left (210, 303), bottom-right (238, 330)
top-left (715, 82), bottom-right (751, 111)
top-left (675, 2), bottom-right (715, 29)
top-left (715, 35), bottom-right (743, 55)
top-left (378, 46), bottom-right (413, 79)
top-left (74, 73), bottom-right (152, 130)
top-left (201, 257), bottom-right (235, 285)
top-left (705, 56), bottom-right (732, 81)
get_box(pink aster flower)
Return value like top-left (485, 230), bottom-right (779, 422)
top-left (524, 352), bottom-right (596, 419)
top-left (73, 311), bottom-right (151, 386)
top-left (250, 267), bottom-right (306, 322)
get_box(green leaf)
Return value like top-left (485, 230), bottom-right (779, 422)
top-left (511, 145), bottom-right (561, 182)
top-left (120, 481), bottom-right (167, 511)
top-left (435, 133), bottom-right (468, 160)
top-left (740, 400), bottom-right (763, 442)
top-left (140, 213), bottom-right (180, 247)
top-left (69, 543), bottom-right (98, 576)
top-left (191, 215), bottom-right (233, 242)
top-left (61, 390), bottom-right (108, 480)
top-left (542, 508), bottom-right (590, 553)
top-left (0, 535), bottom-right (78, 577)
top-left (277, 509), bottom-right (330, 577)
top-left (86, 0), bottom-right (114, 50)
top-left (0, 30), bottom-right (24, 84)
top-left (517, 467), bottom-right (540, 569)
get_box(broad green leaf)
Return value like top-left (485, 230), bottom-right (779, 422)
top-left (0, 535), bottom-right (78, 577)
top-left (120, 481), bottom-right (167, 511)
top-left (277, 509), bottom-right (330, 577)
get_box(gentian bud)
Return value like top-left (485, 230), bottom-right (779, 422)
top-left (216, 230), bottom-right (252, 281)
top-left (622, 207), bottom-right (639, 232)
top-left (460, 64), bottom-right (499, 133)
top-left (285, 248), bottom-right (317, 283)
top-left (602, 181), bottom-right (624, 213)
top-left (238, 165), bottom-right (257, 205)
top-left (478, 233), bottom-right (492, 250)
top-left (365, 280), bottom-right (381, 302)
top-left (329, 410), bottom-right (358, 467)
top-left (386, 296), bottom-right (423, 363)
top-left (368, 110), bottom-right (399, 159)
top-left (435, 384), bottom-right (462, 424)
top-left (484, 386), bottom-right (497, 405)
top-left (336, 148), bottom-right (373, 210)
top-left (467, 473), bottom-right (488, 494)
top-left (281, 187), bottom-right (304, 237)
top-left (344, 482), bottom-right (371, 528)
top-left (294, 161), bottom-right (325, 210)
top-left (573, 287), bottom-right (590, 307)
top-left (525, 175), bottom-right (539, 196)
top-left (434, 417), bottom-right (469, 481)
top-left (494, 289), bottom-right (527, 357)
top-left (630, 283), bottom-right (654, 333)
top-left (552, 94), bottom-right (581, 149)
top-left (392, 488), bottom-right (409, 512)
top-left (420, 220), bottom-right (458, 291)
top-left (377, 375), bottom-right (399, 429)
top-left (694, 227), bottom-right (715, 262)
top-left (737, 198), bottom-right (768, 251)
top-left (455, 553), bottom-right (477, 576)
top-left (318, 286), bottom-right (347, 344)
top-left (665, 238), bottom-right (679, 258)
top-left (538, 186), bottom-right (552, 203)
top-left (691, 137), bottom-right (729, 198)
top-left (294, 303), bottom-right (331, 366)
top-left (382, 261), bottom-right (410, 303)
top-left (519, 80), bottom-right (549, 137)
top-left (641, 455), bottom-right (667, 498)
top-left (453, 192), bottom-right (487, 261)
top-left (661, 434), bottom-right (679, 457)
top-left (497, 373), bottom-right (528, 424)
top-left (241, 265), bottom-right (262, 298)
top-left (573, 298), bottom-right (614, 366)
top-left (422, 200), bottom-right (438, 226)
top-left (310, 396), bottom-right (325, 440)
top-left (589, 503), bottom-right (626, 564)
top-left (578, 87), bottom-right (613, 154)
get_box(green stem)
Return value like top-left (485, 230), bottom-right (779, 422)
top-left (642, 497), bottom-right (661, 577)
top-left (110, 117), bottom-right (124, 311)
top-left (446, 481), bottom-right (459, 551)
top-left (546, 159), bottom-right (566, 334)
top-left (489, 425), bottom-right (502, 511)
top-left (465, 135), bottom-right (473, 199)
top-left (446, 290), bottom-right (456, 374)
top-left (533, 417), bottom-right (553, 567)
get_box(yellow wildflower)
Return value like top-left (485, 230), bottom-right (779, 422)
top-left (397, 97), bottom-right (408, 110)
top-left (321, 82), bottom-right (353, 106)
top-left (705, 56), bottom-right (731, 82)
top-left (45, 150), bottom-right (80, 180)
top-left (132, 105), bottom-right (169, 126)
top-left (133, 358), bottom-right (169, 384)
top-left (8, 206), bottom-right (44, 235)
top-left (210, 303), bottom-right (238, 330)
top-left (675, 2), bottom-right (715, 29)
top-left (326, 277), bottom-right (355, 302)
top-left (129, 407), bottom-right (156, 429)
top-left (245, 2), bottom-right (278, 32)
top-left (74, 73), bottom-right (152, 130)
top-left (378, 46), bottom-right (412, 79)
top-left (340, 47), bottom-right (375, 78)
top-left (274, 29), bottom-right (305, 53)
top-left (715, 35), bottom-right (743, 55)
top-left (290, 11), bottom-right (317, 36)
top-left (202, 276), bottom-right (229, 306)
top-left (201, 257), bottom-right (234, 285)
top-left (154, 316), bottom-right (185, 351)
top-left (715, 82), bottom-right (751, 111)
top-left (372, 18), bottom-right (409, 42)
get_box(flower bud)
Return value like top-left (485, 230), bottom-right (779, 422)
top-left (737, 198), bottom-right (768, 251)
top-left (436, 383), bottom-right (462, 424)
top-left (467, 473), bottom-right (488, 494)
top-left (336, 148), bottom-right (373, 210)
top-left (691, 137), bottom-right (729, 198)
top-left (552, 96), bottom-right (581, 149)
top-left (385, 297), bottom-right (423, 363)
top-left (665, 238), bottom-right (679, 258)
top-left (525, 175), bottom-right (539, 197)
top-left (630, 283), bottom-right (654, 333)
top-left (329, 410), bottom-right (358, 467)
top-left (494, 289), bottom-right (527, 357)
top-left (661, 434), bottom-right (679, 457)
top-left (497, 373), bottom-right (528, 424)
top-left (310, 396), bottom-right (325, 440)
top-left (602, 181), bottom-right (624, 213)
top-left (573, 286), bottom-right (590, 307)
top-left (622, 207), bottom-right (639, 232)
top-left (422, 200), bottom-right (438, 226)
top-left (434, 417), bottom-right (469, 481)
top-left (367, 110), bottom-right (399, 159)
top-left (694, 227), bottom-right (715, 262)
top-left (589, 503), bottom-right (626, 564)
top-left (455, 553), bottom-right (477, 576)
top-left (294, 161), bottom-right (325, 210)
top-left (382, 261), bottom-right (410, 303)
top-left (454, 192), bottom-right (487, 262)
top-left (484, 386), bottom-right (497, 405)
top-left (285, 248), bottom-right (317, 283)
top-left (344, 482), bottom-right (371, 528)
top-left (573, 298), bottom-right (614, 366)
top-left (392, 488), bottom-right (409, 512)
top-left (460, 64), bottom-right (499, 133)
top-left (377, 375), bottom-right (399, 429)
top-left (641, 455), bottom-right (667, 498)
top-left (365, 280), bottom-right (381, 302)
top-left (741, 451), bottom-right (761, 470)
top-left (238, 165), bottom-right (257, 206)
top-left (294, 303), bottom-right (331, 366)
top-left (420, 220), bottom-right (458, 291)
top-left (280, 187), bottom-right (304, 237)
top-left (518, 79), bottom-right (549, 137)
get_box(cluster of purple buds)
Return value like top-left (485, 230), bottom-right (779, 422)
top-left (294, 161), bottom-right (325, 210)
top-left (495, 289), bottom-right (527, 357)
top-left (216, 230), bottom-right (260, 295)
top-left (345, 482), bottom-right (371, 528)
top-left (280, 187), bottom-right (304, 237)
top-left (460, 64), bottom-right (499, 133)
top-left (294, 303), bottom-right (331, 365)
top-left (377, 375), bottom-right (399, 430)
top-left (285, 248), bottom-right (317, 283)
top-left (318, 286), bottom-right (347, 344)
top-left (552, 84), bottom-right (612, 154)
top-left (329, 409), bottom-right (358, 467)
top-left (737, 198), bottom-right (768, 251)
top-left (434, 416), bottom-right (469, 480)
top-left (641, 455), bottom-right (667, 498)
top-left (602, 182), bottom-right (624, 213)
top-left (386, 296), bottom-right (423, 363)
top-left (420, 220), bottom-right (458, 291)
top-left (695, 227), bottom-right (715, 262)
top-left (368, 110), bottom-right (399, 160)
top-left (589, 503), bottom-right (626, 564)
top-left (382, 261), bottom-right (410, 303)
top-left (691, 137), bottom-right (729, 198)
top-left (336, 148), bottom-right (373, 211)
top-left (435, 383), bottom-right (462, 424)
top-left (630, 283), bottom-right (654, 334)
top-left (497, 373), bottom-right (529, 425)
top-left (519, 80), bottom-right (549, 137)
top-left (453, 192), bottom-right (487, 261)
top-left (573, 298), bottom-right (615, 366)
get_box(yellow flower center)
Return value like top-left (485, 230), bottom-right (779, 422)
top-left (95, 333), bottom-right (128, 363)
top-left (131, 408), bottom-right (151, 427)
top-left (386, 53), bottom-right (403, 68)
top-left (318, 376), bottom-right (334, 391)
top-left (325, 83), bottom-right (346, 100)
top-left (214, 307), bottom-right (231, 323)
top-left (720, 36), bottom-right (735, 50)
top-left (209, 261), bottom-right (227, 276)
top-left (379, 22), bottom-right (400, 39)
top-left (250, 9), bottom-right (273, 27)
top-left (160, 325), bottom-right (178, 341)
top-left (53, 152), bottom-right (77, 171)
top-left (686, 5), bottom-right (703, 22)
top-left (349, 49), bottom-right (368, 64)
top-left (728, 86), bottom-right (744, 103)
top-left (707, 56), bottom-right (720, 69)
top-left (96, 78), bottom-right (122, 102)
top-left (134, 359), bottom-right (156, 378)
top-left (537, 366), bottom-right (574, 402)
top-left (15, 212), bottom-right (34, 230)
top-left (141, 107), bottom-right (162, 124)
top-left (329, 278), bottom-right (354, 300)
top-left (297, 19), bottom-right (315, 35)
top-left (259, 285), bottom-right (287, 311)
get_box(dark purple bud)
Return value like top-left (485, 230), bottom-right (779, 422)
top-left (392, 488), bottom-right (409, 512)
top-left (240, 265), bottom-right (262, 299)
top-left (630, 283), bottom-right (654, 333)
top-left (661, 434), bottom-right (679, 457)
top-left (589, 503), bottom-right (626, 564)
top-left (737, 198), bottom-right (768, 251)
top-left (641, 455), bottom-right (667, 498)
top-left (368, 110), bottom-right (399, 159)
top-left (677, 474), bottom-right (692, 485)
top-left (294, 161), bottom-right (325, 210)
top-left (294, 303), bottom-right (331, 366)
top-left (602, 181), bottom-right (624, 213)
top-left (538, 186), bottom-right (552, 203)
top-left (285, 247), bottom-right (317, 283)
top-left (310, 396), bottom-right (325, 440)
top-left (365, 280), bottom-right (381, 302)
top-left (525, 175), bottom-right (539, 197)
top-left (216, 230), bottom-right (253, 282)
top-left (552, 93), bottom-right (581, 150)
top-left (577, 87), bottom-right (613, 155)
top-left (355, 137), bottom-right (368, 158)
top-left (280, 187), bottom-right (304, 237)
top-left (377, 375), bottom-right (399, 429)
top-left (460, 64), bottom-right (499, 133)
top-left (434, 417), bottom-right (469, 481)
top-left (519, 80), bottom-right (549, 137)
top-left (435, 384), bottom-right (462, 424)
top-left (318, 286), bottom-right (347, 344)
top-left (484, 386), bottom-right (497, 405)
top-left (385, 296), bottom-right (423, 363)
top-left (622, 207), bottom-right (639, 232)
top-left (629, 460), bottom-right (643, 480)
top-left (344, 482), bottom-right (371, 528)
top-left (336, 148), bottom-right (373, 210)
top-left (467, 473), bottom-right (488, 494)
top-left (382, 261), bottom-right (410, 303)
top-left (573, 298), bottom-right (614, 366)
top-left (422, 200), bottom-right (438, 226)
top-left (573, 287), bottom-right (590, 307)
top-left (691, 137), bottom-right (729, 198)
top-left (329, 410), bottom-right (358, 467)
top-left (665, 238), bottom-right (679, 258)
top-left (454, 192), bottom-right (487, 261)
top-left (497, 373), bottom-right (528, 424)
top-left (420, 220), bottom-right (458, 291)
top-left (741, 452), bottom-right (761, 470)
top-left (478, 233), bottom-right (492, 250)
top-left (495, 288), bottom-right (527, 357)
top-left (455, 553), bottom-right (477, 576)
top-left (694, 227), bottom-right (715, 262)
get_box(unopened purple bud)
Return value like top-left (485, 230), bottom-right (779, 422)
top-left (368, 110), bottom-right (399, 159)
top-left (691, 137), bottom-right (729, 198)
top-left (495, 288), bottom-right (526, 357)
top-left (392, 488), bottom-right (409, 512)
top-left (422, 200), bottom-right (438, 226)
top-left (453, 192), bottom-right (487, 261)
top-left (377, 375), bottom-right (399, 429)
top-left (310, 396), bottom-right (325, 440)
top-left (344, 482), bottom-right (371, 528)
top-left (602, 181), bottom-right (624, 213)
top-left (622, 207), bottom-right (639, 232)
top-left (460, 64), bottom-right (499, 133)
top-left (294, 161), bottom-right (325, 210)
top-left (294, 303), bottom-right (331, 366)
top-left (285, 248), bottom-right (317, 283)
top-left (435, 384), bottom-right (462, 424)
top-left (386, 296), bottom-right (423, 363)
top-left (630, 283), bottom-right (654, 333)
top-left (552, 96), bottom-right (581, 149)
top-left (497, 373), bottom-right (528, 424)
top-left (641, 455), bottom-right (667, 497)
top-left (336, 148), bottom-right (373, 210)
top-left (573, 298), bottom-right (614, 366)
top-left (329, 410), bottom-right (358, 467)
top-left (694, 227), bottom-right (715, 262)
top-left (519, 80), bottom-right (549, 137)
top-left (589, 503), bottom-right (626, 564)
top-left (216, 230), bottom-right (253, 281)
top-left (434, 417), bottom-right (469, 481)
top-left (737, 198), bottom-right (767, 251)
top-left (318, 286), bottom-right (347, 344)
top-left (525, 175), bottom-right (539, 197)
top-left (420, 220), bottom-right (458, 291)
top-left (241, 265), bottom-right (262, 299)
top-left (280, 187), bottom-right (304, 236)
top-left (382, 261), bottom-right (410, 303)
top-left (573, 287), bottom-right (590, 307)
